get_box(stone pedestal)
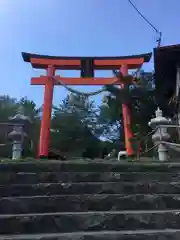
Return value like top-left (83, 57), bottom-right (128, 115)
top-left (12, 141), bottom-right (22, 160)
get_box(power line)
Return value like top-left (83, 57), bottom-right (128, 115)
top-left (128, 0), bottom-right (162, 47)
top-left (128, 0), bottom-right (159, 33)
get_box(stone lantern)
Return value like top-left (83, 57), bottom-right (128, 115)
top-left (8, 106), bottom-right (31, 160)
top-left (148, 108), bottom-right (172, 161)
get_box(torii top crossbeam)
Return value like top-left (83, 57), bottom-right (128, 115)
top-left (22, 52), bottom-right (151, 85)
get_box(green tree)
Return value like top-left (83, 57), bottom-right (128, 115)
top-left (51, 94), bottom-right (100, 158)
top-left (0, 96), bottom-right (41, 158)
top-left (97, 98), bottom-right (124, 146)
top-left (0, 95), bottom-right (18, 157)
top-left (18, 97), bottom-right (41, 157)
top-left (98, 71), bottom-right (157, 155)
top-left (0, 95), bottom-right (18, 122)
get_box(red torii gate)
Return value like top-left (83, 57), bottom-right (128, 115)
top-left (22, 52), bottom-right (151, 158)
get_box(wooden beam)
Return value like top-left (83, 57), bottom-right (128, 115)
top-left (29, 57), bottom-right (144, 70)
top-left (31, 76), bottom-right (120, 86)
top-left (94, 58), bottom-right (144, 66)
top-left (30, 58), bottom-right (80, 68)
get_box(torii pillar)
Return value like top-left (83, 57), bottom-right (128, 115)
top-left (22, 52), bottom-right (151, 159)
top-left (39, 65), bottom-right (55, 157)
top-left (121, 64), bottom-right (134, 156)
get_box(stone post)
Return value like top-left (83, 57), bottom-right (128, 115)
top-left (148, 108), bottom-right (171, 161)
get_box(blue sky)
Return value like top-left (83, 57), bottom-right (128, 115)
top-left (0, 0), bottom-right (179, 107)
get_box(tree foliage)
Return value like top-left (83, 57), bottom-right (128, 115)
top-left (97, 71), bottom-right (158, 155)
top-left (51, 94), bottom-right (101, 157)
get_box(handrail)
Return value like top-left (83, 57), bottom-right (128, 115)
top-left (0, 122), bottom-right (24, 126)
top-left (138, 124), bottom-right (180, 159)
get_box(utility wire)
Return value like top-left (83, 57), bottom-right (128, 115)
top-left (128, 0), bottom-right (159, 33)
top-left (128, 0), bottom-right (162, 47)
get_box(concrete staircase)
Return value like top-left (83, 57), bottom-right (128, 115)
top-left (0, 160), bottom-right (180, 239)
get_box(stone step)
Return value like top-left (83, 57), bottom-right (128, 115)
top-left (0, 229), bottom-right (180, 240)
top-left (1, 194), bottom-right (180, 214)
top-left (1, 171), bottom-right (180, 185)
top-left (1, 182), bottom-right (180, 197)
top-left (1, 161), bottom-right (180, 173)
top-left (1, 210), bottom-right (180, 234)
